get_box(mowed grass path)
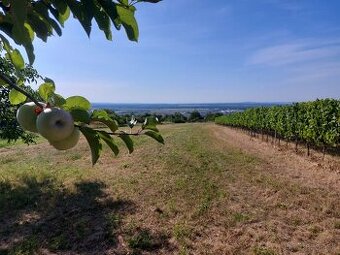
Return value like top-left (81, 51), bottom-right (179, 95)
top-left (0, 123), bottom-right (339, 255)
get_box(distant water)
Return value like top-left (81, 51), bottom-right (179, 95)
top-left (91, 103), bottom-right (287, 116)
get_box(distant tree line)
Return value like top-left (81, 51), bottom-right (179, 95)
top-left (101, 109), bottom-right (223, 125)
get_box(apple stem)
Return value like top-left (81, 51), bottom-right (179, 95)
top-left (0, 72), bottom-right (44, 108)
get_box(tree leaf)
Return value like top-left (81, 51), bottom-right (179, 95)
top-left (11, 0), bottom-right (27, 27)
top-left (48, 3), bottom-right (70, 27)
top-left (118, 134), bottom-right (134, 153)
top-left (52, 0), bottom-right (68, 16)
top-left (44, 77), bottom-right (56, 85)
top-left (0, 34), bottom-right (12, 52)
top-left (97, 0), bottom-right (120, 29)
top-left (144, 130), bottom-right (164, 144)
top-left (93, 3), bottom-right (112, 40)
top-left (70, 109), bottom-right (91, 123)
top-left (59, 7), bottom-right (71, 26)
top-left (49, 93), bottom-right (66, 107)
top-left (0, 78), bottom-right (8, 86)
top-left (9, 89), bottom-right (27, 105)
top-left (11, 0), bottom-right (33, 56)
top-left (91, 110), bottom-right (118, 132)
top-left (118, 0), bottom-right (129, 5)
top-left (116, 5), bottom-right (139, 41)
top-left (38, 82), bottom-right (56, 101)
top-left (142, 117), bottom-right (159, 132)
top-left (7, 49), bottom-right (25, 71)
top-left (97, 131), bottom-right (119, 156)
top-left (65, 0), bottom-right (92, 37)
top-left (33, 1), bottom-right (63, 36)
top-left (79, 126), bottom-right (102, 165)
top-left (24, 23), bottom-right (35, 41)
top-left (63, 96), bottom-right (91, 111)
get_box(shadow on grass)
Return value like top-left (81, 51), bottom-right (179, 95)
top-left (0, 177), bottom-right (138, 254)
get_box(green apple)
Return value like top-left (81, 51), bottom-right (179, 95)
top-left (16, 102), bottom-right (45, 133)
top-left (36, 107), bottom-right (74, 141)
top-left (49, 127), bottom-right (80, 150)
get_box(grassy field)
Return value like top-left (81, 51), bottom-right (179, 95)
top-left (0, 123), bottom-right (339, 255)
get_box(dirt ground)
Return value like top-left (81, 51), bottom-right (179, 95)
top-left (207, 125), bottom-right (340, 255)
top-left (212, 125), bottom-right (340, 190)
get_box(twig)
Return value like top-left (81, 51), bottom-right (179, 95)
top-left (0, 72), bottom-right (44, 108)
top-left (74, 124), bottom-right (143, 136)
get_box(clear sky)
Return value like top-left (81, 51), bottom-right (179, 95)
top-left (32, 0), bottom-right (340, 103)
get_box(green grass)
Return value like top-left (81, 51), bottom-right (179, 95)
top-left (0, 123), bottom-right (338, 254)
top-left (253, 246), bottom-right (277, 255)
top-left (0, 136), bottom-right (44, 148)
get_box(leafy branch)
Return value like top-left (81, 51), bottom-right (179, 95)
top-left (0, 0), bottom-right (164, 165)
top-left (0, 71), bottom-right (44, 108)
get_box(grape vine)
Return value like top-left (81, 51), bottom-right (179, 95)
top-left (215, 99), bottom-right (340, 156)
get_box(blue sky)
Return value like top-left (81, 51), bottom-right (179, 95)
top-left (32, 0), bottom-right (340, 103)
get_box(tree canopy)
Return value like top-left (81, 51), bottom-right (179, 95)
top-left (0, 0), bottom-right (160, 64)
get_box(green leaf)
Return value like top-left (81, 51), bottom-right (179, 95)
top-left (48, 2), bottom-right (70, 26)
top-left (9, 49), bottom-right (25, 70)
top-left (97, 0), bottom-right (120, 29)
top-left (97, 131), bottom-right (119, 156)
top-left (79, 126), bottom-right (102, 165)
top-left (34, 1), bottom-right (62, 36)
top-left (49, 93), bottom-right (66, 107)
top-left (38, 82), bottom-right (56, 101)
top-left (142, 117), bottom-right (159, 132)
top-left (27, 11), bottom-right (50, 42)
top-left (11, 0), bottom-right (27, 26)
top-left (2, 39), bottom-right (26, 71)
top-left (93, 4), bottom-right (112, 40)
top-left (0, 34), bottom-right (12, 52)
top-left (116, 5), bottom-right (139, 41)
top-left (44, 77), bottom-right (56, 85)
top-left (70, 109), bottom-right (91, 123)
top-left (59, 7), bottom-right (71, 25)
top-left (143, 125), bottom-right (158, 132)
top-left (24, 43), bottom-right (35, 65)
top-left (91, 109), bottom-right (110, 119)
top-left (24, 23), bottom-right (35, 41)
top-left (91, 110), bottom-right (118, 132)
top-left (52, 0), bottom-right (68, 16)
top-left (118, 134), bottom-right (134, 153)
top-left (0, 78), bottom-right (7, 86)
top-left (144, 130), bottom-right (164, 144)
top-left (65, 0), bottom-right (92, 36)
top-left (63, 96), bottom-right (91, 111)
top-left (118, 0), bottom-right (129, 5)
top-left (11, 0), bottom-right (33, 55)
top-left (9, 89), bottom-right (27, 105)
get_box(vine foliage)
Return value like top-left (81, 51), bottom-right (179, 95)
top-left (215, 99), bottom-right (340, 155)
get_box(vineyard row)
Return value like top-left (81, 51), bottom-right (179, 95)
top-left (215, 99), bottom-right (340, 155)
